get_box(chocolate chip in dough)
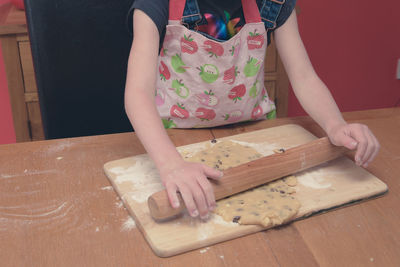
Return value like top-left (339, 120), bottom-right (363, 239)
top-left (211, 139), bottom-right (217, 143)
top-left (232, 216), bottom-right (241, 223)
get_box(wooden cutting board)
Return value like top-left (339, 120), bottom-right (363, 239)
top-left (103, 124), bottom-right (387, 257)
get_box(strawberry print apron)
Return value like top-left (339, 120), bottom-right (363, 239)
top-left (155, 0), bottom-right (276, 128)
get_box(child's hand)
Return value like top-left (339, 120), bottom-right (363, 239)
top-left (159, 160), bottom-right (223, 219)
top-left (327, 123), bottom-right (380, 167)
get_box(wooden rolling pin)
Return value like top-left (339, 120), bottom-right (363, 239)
top-left (148, 137), bottom-right (348, 221)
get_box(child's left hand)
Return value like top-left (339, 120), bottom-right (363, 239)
top-left (327, 123), bottom-right (380, 167)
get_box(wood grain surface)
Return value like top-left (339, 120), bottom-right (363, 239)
top-left (104, 125), bottom-right (387, 257)
top-left (0, 108), bottom-right (399, 266)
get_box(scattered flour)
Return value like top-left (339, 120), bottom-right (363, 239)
top-left (197, 220), bottom-right (215, 241)
top-left (230, 140), bottom-right (278, 157)
top-left (1, 169), bottom-right (58, 179)
top-left (177, 213), bottom-right (239, 241)
top-left (115, 202), bottom-right (124, 209)
top-left (46, 140), bottom-right (73, 154)
top-left (219, 255), bottom-right (225, 259)
top-left (121, 217), bottom-right (136, 231)
top-left (296, 162), bottom-right (349, 189)
top-left (0, 202), bottom-right (69, 218)
top-left (297, 170), bottom-right (332, 189)
top-left (199, 247), bottom-right (210, 254)
top-left (100, 186), bottom-right (113, 191)
top-left (95, 227), bottom-right (100, 232)
top-left (212, 213), bottom-right (239, 227)
top-left (109, 155), bottom-right (164, 203)
top-left (56, 157), bottom-right (63, 160)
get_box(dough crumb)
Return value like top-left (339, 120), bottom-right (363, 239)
top-left (273, 148), bottom-right (286, 154)
top-left (283, 175), bottom-right (297, 187)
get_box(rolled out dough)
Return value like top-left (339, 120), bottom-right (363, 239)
top-left (183, 140), bottom-right (301, 227)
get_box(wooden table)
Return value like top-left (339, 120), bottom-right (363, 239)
top-left (1, 108), bottom-right (399, 266)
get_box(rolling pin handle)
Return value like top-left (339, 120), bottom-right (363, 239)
top-left (148, 190), bottom-right (185, 221)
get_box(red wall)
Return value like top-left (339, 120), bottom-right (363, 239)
top-left (0, 0), bottom-right (16, 144)
top-left (0, 0), bottom-right (399, 144)
top-left (289, 0), bottom-right (400, 116)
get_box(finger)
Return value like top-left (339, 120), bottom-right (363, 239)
top-left (365, 134), bottom-right (381, 166)
top-left (337, 134), bottom-right (358, 150)
top-left (165, 182), bottom-right (180, 209)
top-left (202, 164), bottom-right (223, 180)
top-left (176, 182), bottom-right (198, 217)
top-left (197, 176), bottom-right (216, 211)
top-left (351, 126), bottom-right (368, 165)
top-left (361, 131), bottom-right (375, 166)
top-left (188, 181), bottom-right (209, 219)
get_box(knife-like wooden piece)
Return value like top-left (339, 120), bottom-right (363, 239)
top-left (148, 137), bottom-right (348, 221)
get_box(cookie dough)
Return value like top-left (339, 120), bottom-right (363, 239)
top-left (184, 140), bottom-right (263, 170)
top-left (215, 177), bottom-right (300, 227)
top-left (183, 140), bottom-right (301, 227)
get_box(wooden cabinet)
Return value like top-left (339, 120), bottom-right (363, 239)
top-left (0, 3), bottom-right (44, 142)
top-left (0, 3), bottom-right (290, 142)
top-left (264, 35), bottom-right (289, 117)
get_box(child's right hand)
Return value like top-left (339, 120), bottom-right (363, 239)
top-left (159, 160), bottom-right (223, 219)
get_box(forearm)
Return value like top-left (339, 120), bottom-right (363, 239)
top-left (291, 74), bottom-right (346, 134)
top-left (273, 10), bottom-right (379, 166)
top-left (125, 87), bottom-right (183, 171)
top-left (125, 9), bottom-right (183, 171)
top-left (274, 10), bottom-right (346, 135)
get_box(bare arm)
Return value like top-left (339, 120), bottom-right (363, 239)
top-left (274, 10), bottom-right (379, 167)
top-left (125, 10), bottom-right (181, 176)
top-left (124, 10), bottom-right (221, 218)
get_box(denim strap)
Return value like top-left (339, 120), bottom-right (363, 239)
top-left (181, 0), bottom-right (202, 25)
top-left (260, 0), bottom-right (285, 30)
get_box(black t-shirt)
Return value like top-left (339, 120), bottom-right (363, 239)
top-left (127, 0), bottom-right (296, 46)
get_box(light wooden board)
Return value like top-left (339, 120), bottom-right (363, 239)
top-left (103, 124), bottom-right (388, 257)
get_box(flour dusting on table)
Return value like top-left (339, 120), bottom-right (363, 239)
top-left (109, 155), bottom-right (164, 203)
top-left (230, 140), bottom-right (278, 157)
top-left (121, 216), bottom-right (136, 231)
top-left (100, 186), bottom-right (113, 191)
top-left (296, 165), bottom-right (336, 189)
